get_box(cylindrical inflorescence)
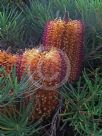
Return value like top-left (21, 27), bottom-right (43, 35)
top-left (24, 89), bottom-right (59, 120)
top-left (16, 54), bottom-right (27, 81)
top-left (0, 50), bottom-right (16, 74)
top-left (43, 19), bottom-right (84, 82)
top-left (30, 47), bottom-right (69, 89)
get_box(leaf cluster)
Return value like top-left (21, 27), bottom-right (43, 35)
top-left (61, 69), bottom-right (102, 135)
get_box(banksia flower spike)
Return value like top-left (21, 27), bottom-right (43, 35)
top-left (32, 89), bottom-right (58, 120)
top-left (30, 47), bottom-right (70, 89)
top-left (23, 48), bottom-right (41, 66)
top-left (15, 48), bottom-right (41, 82)
top-left (43, 13), bottom-right (84, 82)
top-left (24, 89), bottom-right (59, 120)
top-left (15, 51), bottom-right (27, 82)
top-left (23, 47), bottom-right (70, 120)
top-left (43, 20), bottom-right (65, 49)
top-left (0, 50), bottom-right (16, 74)
top-left (24, 48), bottom-right (44, 85)
top-left (16, 46), bottom-right (69, 120)
top-left (63, 20), bottom-right (84, 82)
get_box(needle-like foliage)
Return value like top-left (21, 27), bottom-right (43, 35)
top-left (0, 5), bottom-right (25, 50)
top-left (60, 69), bottom-right (102, 135)
top-left (0, 101), bottom-right (42, 136)
top-left (0, 66), bottom-right (39, 106)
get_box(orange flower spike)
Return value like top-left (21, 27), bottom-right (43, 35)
top-left (30, 48), bottom-right (69, 89)
top-left (43, 20), bottom-right (65, 49)
top-left (16, 54), bottom-right (27, 82)
top-left (15, 48), bottom-right (41, 82)
top-left (23, 48), bottom-right (40, 66)
top-left (63, 20), bottom-right (84, 82)
top-left (24, 89), bottom-right (59, 120)
top-left (28, 49), bottom-right (44, 82)
top-left (43, 17), bottom-right (84, 82)
top-left (0, 50), bottom-right (16, 73)
top-left (22, 48), bottom-right (59, 120)
top-left (39, 48), bottom-right (62, 88)
top-left (33, 89), bottom-right (59, 120)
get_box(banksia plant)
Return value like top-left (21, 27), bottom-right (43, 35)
top-left (43, 13), bottom-right (84, 82)
top-left (0, 50), bottom-right (16, 74)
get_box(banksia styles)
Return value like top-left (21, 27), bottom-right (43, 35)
top-left (43, 20), bottom-right (65, 49)
top-left (32, 89), bottom-right (59, 120)
top-left (63, 20), bottom-right (84, 82)
top-left (15, 48), bottom-right (41, 81)
top-left (0, 50), bottom-right (16, 74)
top-left (24, 48), bottom-right (44, 86)
top-left (43, 16), bottom-right (84, 82)
top-left (24, 89), bottom-right (59, 120)
top-left (30, 47), bottom-right (70, 89)
top-left (23, 48), bottom-right (41, 66)
top-left (16, 54), bottom-right (27, 81)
